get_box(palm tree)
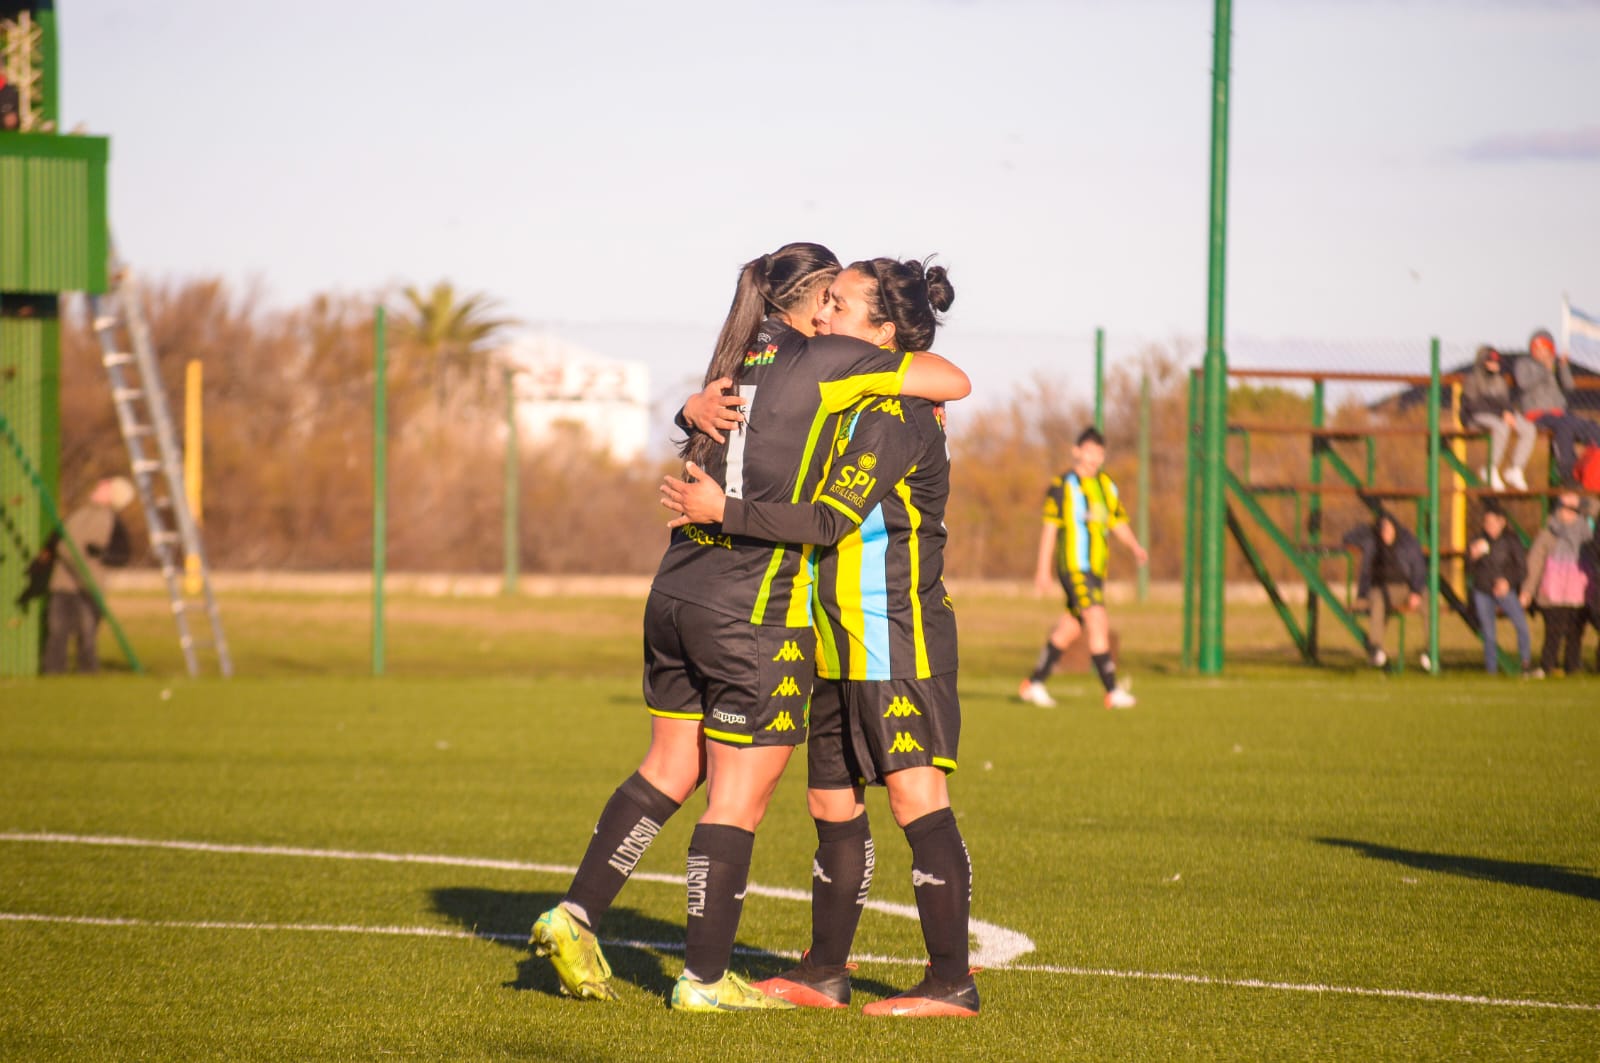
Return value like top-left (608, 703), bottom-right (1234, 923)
top-left (391, 282), bottom-right (518, 410)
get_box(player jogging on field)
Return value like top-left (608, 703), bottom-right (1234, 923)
top-left (530, 243), bottom-right (970, 1012)
top-left (663, 257), bottom-right (979, 1017)
top-left (1019, 426), bottom-right (1147, 710)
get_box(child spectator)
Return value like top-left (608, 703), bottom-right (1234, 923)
top-left (1520, 491), bottom-right (1591, 677)
top-left (1466, 501), bottom-right (1531, 674)
top-left (1461, 345), bottom-right (1534, 491)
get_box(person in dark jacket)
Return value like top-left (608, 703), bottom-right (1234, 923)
top-left (1466, 501), bottom-right (1531, 674)
top-left (1460, 345), bottom-right (1534, 491)
top-left (1343, 510), bottom-right (1431, 670)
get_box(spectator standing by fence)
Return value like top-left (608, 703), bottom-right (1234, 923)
top-left (1515, 329), bottom-right (1600, 484)
top-left (1520, 490), bottom-right (1591, 677)
top-left (41, 476), bottom-right (136, 674)
top-left (1461, 345), bottom-right (1534, 491)
top-left (1466, 501), bottom-right (1531, 675)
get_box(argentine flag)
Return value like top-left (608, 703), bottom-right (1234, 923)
top-left (1562, 295), bottom-right (1600, 366)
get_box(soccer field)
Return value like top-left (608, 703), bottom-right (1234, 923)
top-left (2, 592), bottom-right (1597, 1060)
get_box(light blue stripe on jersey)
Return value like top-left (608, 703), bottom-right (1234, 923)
top-left (1069, 479), bottom-right (1091, 571)
top-left (858, 505), bottom-right (893, 679)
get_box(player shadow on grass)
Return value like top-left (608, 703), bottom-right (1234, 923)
top-left (429, 886), bottom-right (904, 1002)
top-left (1317, 838), bottom-right (1600, 902)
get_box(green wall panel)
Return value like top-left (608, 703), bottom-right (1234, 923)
top-left (0, 132), bottom-right (109, 293)
top-left (0, 307), bottom-right (59, 676)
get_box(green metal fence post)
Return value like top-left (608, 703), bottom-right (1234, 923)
top-left (371, 306), bottom-right (387, 677)
top-left (1137, 372), bottom-right (1151, 604)
top-left (1198, 0), bottom-right (1234, 675)
top-left (502, 366), bottom-right (519, 597)
top-left (1426, 337), bottom-right (1441, 674)
top-left (1307, 378), bottom-right (1325, 661)
top-left (1094, 327), bottom-right (1106, 435)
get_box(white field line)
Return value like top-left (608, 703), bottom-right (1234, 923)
top-left (4, 911), bottom-right (1595, 1014)
top-left (7, 832), bottom-right (1597, 1013)
top-left (0, 831), bottom-right (1032, 967)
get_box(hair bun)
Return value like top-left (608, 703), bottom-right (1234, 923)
top-left (923, 263), bottom-right (954, 314)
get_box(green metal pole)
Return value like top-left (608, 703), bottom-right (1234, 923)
top-left (1426, 337), bottom-right (1441, 674)
top-left (1307, 379), bottom-right (1325, 661)
top-left (1198, 0), bottom-right (1233, 675)
top-left (1136, 372), bottom-right (1151, 604)
top-left (1093, 328), bottom-right (1106, 434)
top-left (502, 366), bottom-right (519, 597)
top-left (1182, 369), bottom-right (1201, 670)
top-left (372, 306), bottom-right (387, 677)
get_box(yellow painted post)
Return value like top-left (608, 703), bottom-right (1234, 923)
top-left (184, 359), bottom-right (204, 595)
top-left (1448, 381), bottom-right (1466, 597)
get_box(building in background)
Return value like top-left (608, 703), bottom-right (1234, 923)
top-left (499, 334), bottom-right (650, 462)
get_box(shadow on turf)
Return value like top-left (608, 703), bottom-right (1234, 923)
top-left (429, 887), bottom-right (905, 1002)
top-left (1318, 838), bottom-right (1600, 901)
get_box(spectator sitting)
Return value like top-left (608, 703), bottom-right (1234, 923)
top-left (1514, 329), bottom-right (1600, 484)
top-left (1342, 509), bottom-right (1431, 671)
top-left (1461, 345), bottom-right (1534, 491)
top-left (1519, 490), bottom-right (1591, 677)
top-left (1571, 437), bottom-right (1600, 494)
top-left (1466, 500), bottom-right (1532, 675)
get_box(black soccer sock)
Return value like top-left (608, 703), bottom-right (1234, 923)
top-left (1028, 640), bottom-right (1063, 684)
top-left (903, 808), bottom-right (971, 984)
top-left (683, 823), bottom-right (755, 985)
top-left (807, 813), bottom-right (874, 967)
top-left (1091, 652), bottom-right (1118, 694)
top-left (562, 772), bottom-right (682, 929)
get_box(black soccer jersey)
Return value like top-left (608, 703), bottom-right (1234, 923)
top-left (651, 318), bottom-right (912, 627)
top-left (720, 395), bottom-right (957, 680)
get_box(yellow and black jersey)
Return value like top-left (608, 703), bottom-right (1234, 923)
top-left (721, 394), bottom-right (956, 681)
top-left (651, 318), bottom-right (911, 627)
top-left (1042, 470), bottom-right (1127, 579)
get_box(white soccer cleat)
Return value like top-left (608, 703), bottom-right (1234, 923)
top-left (1017, 680), bottom-right (1056, 708)
top-left (1103, 686), bottom-right (1136, 710)
top-left (1370, 648), bottom-right (1388, 669)
top-left (1418, 652), bottom-right (1433, 673)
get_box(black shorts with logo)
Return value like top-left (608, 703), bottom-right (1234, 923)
top-left (642, 590), bottom-right (812, 748)
top-left (808, 672), bottom-right (960, 789)
top-left (1058, 569), bottom-right (1105, 619)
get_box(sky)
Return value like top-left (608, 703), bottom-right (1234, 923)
top-left (51, 0), bottom-right (1600, 422)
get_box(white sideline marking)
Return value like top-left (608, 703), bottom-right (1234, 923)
top-left (4, 911), bottom-right (1595, 1013)
top-left (0, 831), bottom-right (1032, 968)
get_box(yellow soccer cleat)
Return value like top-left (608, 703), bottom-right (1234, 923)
top-left (530, 905), bottom-right (618, 1001)
top-left (670, 971), bottom-right (797, 1013)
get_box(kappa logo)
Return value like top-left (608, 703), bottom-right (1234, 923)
top-left (887, 732), bottom-right (925, 755)
top-left (772, 640), bottom-right (806, 663)
top-left (883, 696), bottom-right (922, 718)
top-left (765, 711), bottom-right (797, 732)
top-left (910, 868), bottom-right (946, 888)
top-left (872, 398), bottom-right (905, 421)
top-left (771, 675), bottom-right (803, 697)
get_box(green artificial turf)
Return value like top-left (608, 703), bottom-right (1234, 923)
top-left (1, 592), bottom-right (1596, 1060)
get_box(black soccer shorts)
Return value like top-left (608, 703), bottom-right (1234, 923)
top-left (808, 672), bottom-right (959, 789)
top-left (642, 590), bottom-right (812, 748)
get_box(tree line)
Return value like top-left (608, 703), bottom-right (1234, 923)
top-left (58, 277), bottom-right (1466, 585)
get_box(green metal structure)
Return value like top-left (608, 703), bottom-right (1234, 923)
top-left (1, 1), bottom-right (112, 676)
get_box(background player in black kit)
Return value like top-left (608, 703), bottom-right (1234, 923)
top-left (531, 243), bottom-right (971, 1011)
top-left (663, 258), bottom-right (979, 1017)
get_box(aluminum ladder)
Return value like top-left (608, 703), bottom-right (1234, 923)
top-left (87, 249), bottom-right (233, 677)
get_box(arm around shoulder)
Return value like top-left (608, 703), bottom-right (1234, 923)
top-left (901, 352), bottom-right (971, 402)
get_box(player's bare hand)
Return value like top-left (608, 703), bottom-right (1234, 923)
top-left (660, 461), bottom-right (727, 525)
top-left (1033, 572), bottom-right (1055, 598)
top-left (682, 377), bottom-right (745, 443)
top-left (1132, 544), bottom-right (1149, 566)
